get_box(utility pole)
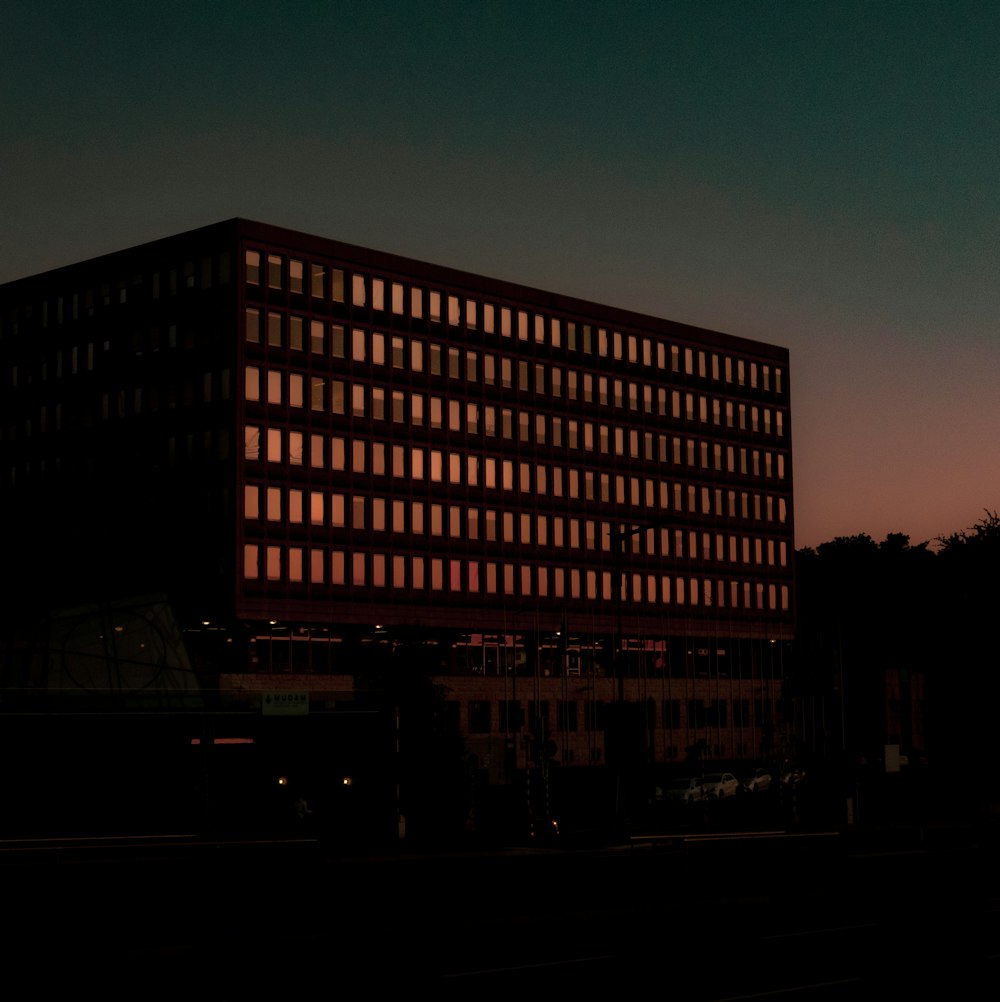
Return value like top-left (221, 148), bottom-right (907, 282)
top-left (608, 518), bottom-right (673, 837)
top-left (610, 520), bottom-right (669, 699)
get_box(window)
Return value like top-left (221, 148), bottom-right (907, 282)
top-left (267, 313), bottom-right (281, 347)
top-left (243, 544), bottom-right (258, 578)
top-left (245, 250), bottom-right (260, 284)
top-left (266, 428), bottom-right (281, 463)
top-left (311, 263), bottom-right (325, 298)
top-left (245, 367), bottom-right (260, 402)
top-left (557, 700), bottom-right (578, 732)
top-left (469, 701), bottom-right (491, 734)
top-left (267, 255), bottom-right (282, 289)
top-left (266, 545), bottom-right (281, 580)
top-left (245, 308), bottom-right (260, 343)
top-left (500, 700), bottom-right (523, 732)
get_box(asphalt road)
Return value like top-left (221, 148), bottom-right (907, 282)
top-left (1, 830), bottom-right (994, 998)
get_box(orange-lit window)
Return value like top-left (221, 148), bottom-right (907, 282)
top-left (310, 550), bottom-right (325, 583)
top-left (243, 544), bottom-right (258, 578)
top-left (245, 250), bottom-right (260, 284)
top-left (332, 551), bottom-right (346, 584)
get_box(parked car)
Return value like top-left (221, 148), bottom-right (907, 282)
top-left (744, 768), bottom-right (773, 794)
top-left (701, 772), bottom-right (741, 799)
top-left (661, 776), bottom-right (706, 805)
top-left (782, 766), bottom-right (807, 787)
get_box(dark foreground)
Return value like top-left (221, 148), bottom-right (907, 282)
top-left (1, 822), bottom-right (995, 998)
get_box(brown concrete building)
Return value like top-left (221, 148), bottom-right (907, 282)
top-left (1, 219), bottom-right (794, 827)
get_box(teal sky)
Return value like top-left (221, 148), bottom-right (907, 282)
top-left (4, 1), bottom-right (999, 549)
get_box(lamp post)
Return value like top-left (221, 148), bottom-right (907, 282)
top-left (610, 520), bottom-right (668, 700)
top-left (608, 518), bottom-right (673, 836)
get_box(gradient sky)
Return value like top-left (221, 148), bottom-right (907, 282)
top-left (4, 1), bottom-right (998, 550)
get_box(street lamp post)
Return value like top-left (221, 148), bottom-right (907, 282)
top-left (608, 518), bottom-right (675, 836)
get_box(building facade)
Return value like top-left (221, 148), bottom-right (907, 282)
top-left (1, 219), bottom-right (795, 802)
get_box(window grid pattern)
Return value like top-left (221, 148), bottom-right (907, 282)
top-left (239, 244), bottom-right (793, 626)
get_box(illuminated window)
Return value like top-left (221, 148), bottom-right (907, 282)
top-left (267, 313), bottom-right (281, 348)
top-left (267, 371), bottom-right (281, 405)
top-left (245, 251), bottom-right (260, 284)
top-left (243, 544), bottom-right (258, 578)
top-left (331, 494), bottom-right (345, 527)
top-left (331, 325), bottom-right (345, 357)
top-left (352, 385), bottom-right (366, 417)
top-left (267, 255), bottom-right (282, 289)
top-left (310, 550), bottom-right (325, 583)
top-left (246, 308), bottom-right (260, 343)
top-left (310, 492), bottom-right (325, 526)
top-left (266, 428), bottom-right (281, 463)
top-left (245, 367), bottom-right (260, 402)
top-left (266, 546), bottom-right (281, 580)
top-left (289, 548), bottom-right (304, 582)
top-left (244, 485), bottom-right (259, 519)
top-left (310, 263), bottom-right (325, 298)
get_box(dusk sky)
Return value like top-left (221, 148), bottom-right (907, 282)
top-left (4, 1), bottom-right (998, 551)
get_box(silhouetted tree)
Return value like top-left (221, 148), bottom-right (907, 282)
top-left (934, 511), bottom-right (1000, 798)
top-left (796, 512), bottom-right (1000, 822)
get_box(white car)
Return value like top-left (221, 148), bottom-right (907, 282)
top-left (661, 776), bottom-right (706, 805)
top-left (744, 768), bottom-right (773, 793)
top-left (700, 772), bottom-right (741, 798)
